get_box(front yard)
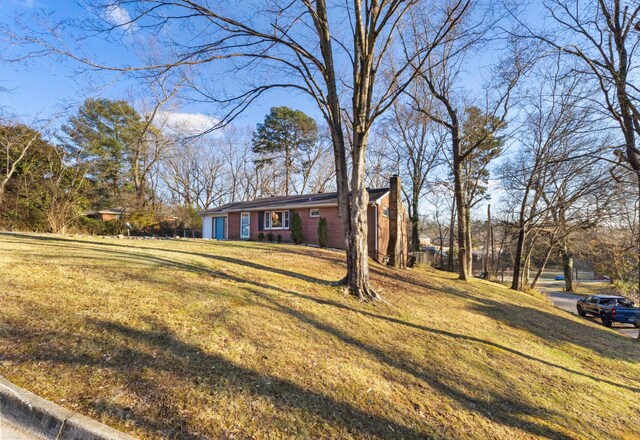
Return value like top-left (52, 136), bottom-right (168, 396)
top-left (0, 233), bottom-right (639, 439)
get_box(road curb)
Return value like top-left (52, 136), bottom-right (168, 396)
top-left (0, 375), bottom-right (136, 440)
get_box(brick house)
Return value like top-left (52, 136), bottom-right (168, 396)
top-left (82, 208), bottom-right (126, 222)
top-left (201, 176), bottom-right (408, 265)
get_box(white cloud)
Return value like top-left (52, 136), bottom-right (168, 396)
top-left (104, 4), bottom-right (133, 29)
top-left (157, 111), bottom-right (220, 136)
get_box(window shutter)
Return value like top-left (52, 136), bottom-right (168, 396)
top-left (258, 211), bottom-right (264, 231)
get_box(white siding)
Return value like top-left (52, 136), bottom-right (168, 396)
top-left (202, 215), bottom-right (213, 239)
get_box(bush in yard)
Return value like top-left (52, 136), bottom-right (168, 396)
top-left (257, 232), bottom-right (265, 242)
top-left (290, 210), bottom-right (303, 244)
top-left (266, 232), bottom-right (274, 242)
top-left (277, 234), bottom-right (282, 243)
top-left (75, 216), bottom-right (102, 235)
top-left (318, 217), bottom-right (328, 248)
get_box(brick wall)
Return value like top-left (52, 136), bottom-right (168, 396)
top-left (292, 207), bottom-right (345, 248)
top-left (228, 212), bottom-right (240, 239)
top-left (211, 195), bottom-right (407, 264)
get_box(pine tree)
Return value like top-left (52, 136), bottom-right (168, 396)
top-left (252, 107), bottom-right (318, 195)
top-left (290, 210), bottom-right (303, 244)
top-left (318, 217), bottom-right (328, 248)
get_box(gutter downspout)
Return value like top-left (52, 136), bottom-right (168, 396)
top-left (374, 204), bottom-right (378, 261)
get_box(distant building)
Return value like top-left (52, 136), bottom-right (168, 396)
top-left (82, 208), bottom-right (125, 222)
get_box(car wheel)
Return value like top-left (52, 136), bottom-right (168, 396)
top-left (577, 306), bottom-right (586, 317)
top-left (600, 314), bottom-right (612, 328)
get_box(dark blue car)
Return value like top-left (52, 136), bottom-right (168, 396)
top-left (577, 295), bottom-right (640, 328)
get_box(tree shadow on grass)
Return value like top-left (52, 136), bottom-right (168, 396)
top-left (5, 233), bottom-right (638, 377)
top-left (246, 291), bottom-right (580, 440)
top-left (3, 232), bottom-right (637, 438)
top-left (0, 233), bottom-right (336, 285)
top-left (277, 290), bottom-right (640, 394)
top-left (1, 315), bottom-right (429, 439)
top-left (213, 241), bottom-right (347, 263)
top-left (369, 265), bottom-right (640, 362)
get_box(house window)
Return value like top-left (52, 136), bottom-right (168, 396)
top-left (271, 211), bottom-right (283, 228)
top-left (383, 207), bottom-right (390, 217)
top-left (284, 210), bottom-right (290, 228)
top-left (264, 211), bottom-right (271, 229)
top-left (264, 210), bottom-right (289, 230)
top-left (309, 208), bottom-right (320, 218)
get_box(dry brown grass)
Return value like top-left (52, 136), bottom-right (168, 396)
top-left (0, 232), bottom-right (639, 439)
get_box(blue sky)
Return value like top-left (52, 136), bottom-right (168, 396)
top-left (0, 0), bottom-right (524, 130)
top-left (0, 0), bottom-right (548, 218)
top-left (0, 0), bottom-right (318, 128)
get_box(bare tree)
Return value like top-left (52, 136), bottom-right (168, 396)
top-left (382, 93), bottom-right (445, 251)
top-left (42, 147), bottom-right (89, 233)
top-left (515, 0), bottom-right (640, 307)
top-left (11, 0), bottom-right (470, 299)
top-left (408, 9), bottom-right (531, 280)
top-left (129, 76), bottom-right (184, 209)
top-left (500, 61), bottom-right (613, 291)
top-left (163, 134), bottom-right (227, 209)
top-left (295, 130), bottom-right (336, 195)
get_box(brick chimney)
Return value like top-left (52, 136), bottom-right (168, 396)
top-left (388, 175), bottom-right (405, 268)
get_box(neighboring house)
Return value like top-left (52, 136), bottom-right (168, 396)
top-left (82, 208), bottom-right (126, 222)
top-left (201, 176), bottom-right (408, 266)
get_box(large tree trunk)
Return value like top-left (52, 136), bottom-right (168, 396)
top-left (447, 198), bottom-right (456, 271)
top-left (410, 192), bottom-right (420, 252)
top-left (312, 1), bottom-right (377, 300)
top-left (465, 203), bottom-right (473, 276)
top-left (345, 187), bottom-right (375, 299)
top-left (522, 252), bottom-right (531, 289)
top-left (483, 204), bottom-right (491, 276)
top-left (521, 233), bottom-right (539, 289)
top-left (511, 227), bottom-right (526, 291)
top-left (345, 131), bottom-right (378, 299)
top-left (452, 153), bottom-right (470, 280)
top-left (637, 177), bottom-right (640, 302)
top-left (562, 245), bottom-right (575, 292)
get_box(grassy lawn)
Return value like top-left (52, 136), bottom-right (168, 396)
top-left (0, 233), bottom-right (639, 439)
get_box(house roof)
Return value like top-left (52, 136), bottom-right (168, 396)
top-left (201, 187), bottom-right (389, 215)
top-left (81, 208), bottom-right (126, 216)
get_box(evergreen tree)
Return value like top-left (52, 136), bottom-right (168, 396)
top-left (318, 217), bottom-right (328, 248)
top-left (252, 107), bottom-right (318, 195)
top-left (61, 98), bottom-right (143, 208)
top-left (290, 210), bottom-right (303, 244)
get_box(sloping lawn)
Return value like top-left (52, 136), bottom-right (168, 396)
top-left (0, 232), bottom-right (638, 439)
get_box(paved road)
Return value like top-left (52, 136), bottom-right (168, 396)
top-left (0, 417), bottom-right (38, 440)
top-left (538, 280), bottom-right (639, 339)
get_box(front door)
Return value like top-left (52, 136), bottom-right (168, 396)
top-left (240, 212), bottom-right (250, 239)
top-left (214, 217), bottom-right (226, 240)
